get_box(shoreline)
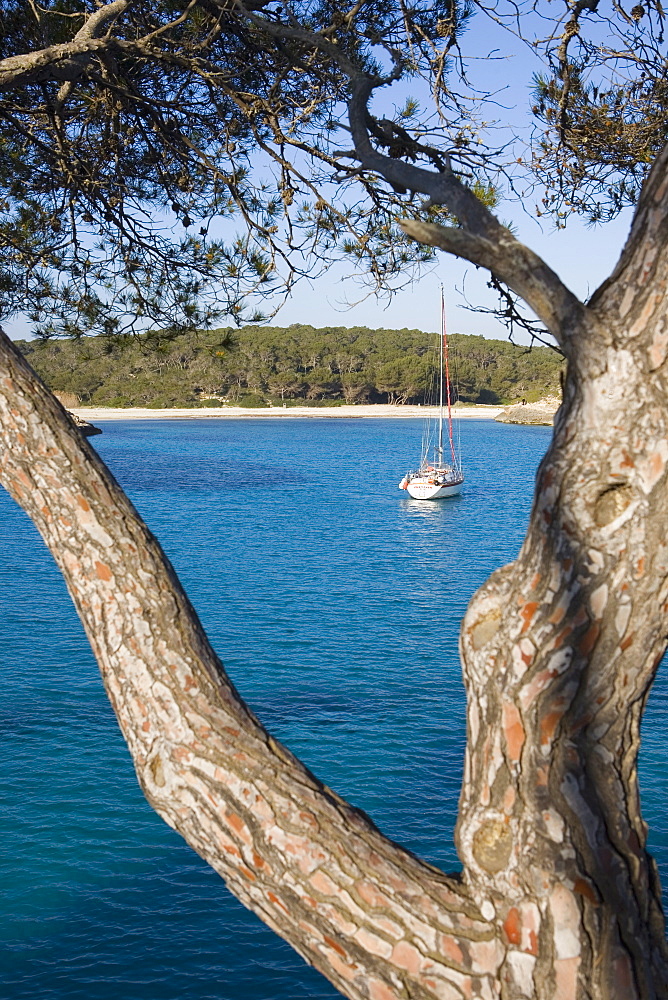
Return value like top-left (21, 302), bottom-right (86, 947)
top-left (71, 403), bottom-right (504, 421)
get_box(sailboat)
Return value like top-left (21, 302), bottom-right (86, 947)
top-left (398, 289), bottom-right (464, 500)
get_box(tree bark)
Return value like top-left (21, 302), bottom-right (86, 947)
top-left (451, 144), bottom-right (668, 998)
top-left (457, 360), bottom-right (668, 997)
top-left (0, 1), bottom-right (130, 89)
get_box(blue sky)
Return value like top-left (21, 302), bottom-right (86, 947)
top-left (266, 209), bottom-right (633, 339)
top-left (5, 202), bottom-right (633, 344)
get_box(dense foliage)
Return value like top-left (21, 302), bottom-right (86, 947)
top-left (0, 0), bottom-right (467, 337)
top-left (19, 325), bottom-right (563, 408)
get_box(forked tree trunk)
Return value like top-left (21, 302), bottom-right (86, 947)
top-left (3, 167), bottom-right (668, 1000)
top-left (457, 348), bottom-right (668, 997)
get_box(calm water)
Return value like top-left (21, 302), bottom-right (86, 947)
top-left (1, 418), bottom-right (666, 999)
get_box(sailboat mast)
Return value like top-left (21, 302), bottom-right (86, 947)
top-left (438, 287), bottom-right (444, 462)
top-left (442, 291), bottom-right (458, 468)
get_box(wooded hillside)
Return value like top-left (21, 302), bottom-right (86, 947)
top-left (18, 325), bottom-right (563, 408)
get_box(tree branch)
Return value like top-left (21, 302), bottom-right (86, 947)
top-left (73, 0), bottom-right (132, 41)
top-left (0, 0), bottom-right (130, 89)
top-left (227, 12), bottom-right (596, 352)
top-left (344, 74), bottom-right (600, 351)
top-left (588, 138), bottom-right (668, 338)
top-left (398, 219), bottom-right (591, 349)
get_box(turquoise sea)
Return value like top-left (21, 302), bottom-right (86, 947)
top-left (1, 417), bottom-right (667, 999)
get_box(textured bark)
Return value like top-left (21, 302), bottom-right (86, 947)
top-left (396, 220), bottom-right (586, 347)
top-left (0, 1), bottom-right (130, 88)
top-left (453, 144), bottom-right (668, 998)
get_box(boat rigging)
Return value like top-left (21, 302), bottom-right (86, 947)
top-left (398, 288), bottom-right (464, 500)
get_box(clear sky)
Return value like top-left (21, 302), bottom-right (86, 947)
top-left (5, 207), bottom-right (633, 343)
top-left (265, 209), bottom-right (633, 340)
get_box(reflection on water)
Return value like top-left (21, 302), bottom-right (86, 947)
top-left (400, 495), bottom-right (464, 519)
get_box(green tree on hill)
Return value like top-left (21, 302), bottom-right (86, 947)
top-left (18, 326), bottom-right (564, 408)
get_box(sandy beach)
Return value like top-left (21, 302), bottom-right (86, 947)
top-left (71, 403), bottom-right (504, 421)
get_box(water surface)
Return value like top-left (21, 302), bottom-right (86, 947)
top-left (1, 418), bottom-right (666, 999)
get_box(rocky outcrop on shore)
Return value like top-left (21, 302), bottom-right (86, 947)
top-left (68, 411), bottom-right (102, 436)
top-left (53, 391), bottom-right (102, 435)
top-left (495, 396), bottom-right (561, 426)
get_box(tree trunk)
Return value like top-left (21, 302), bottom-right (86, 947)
top-left (457, 363), bottom-right (668, 997)
top-left (451, 146), bottom-right (668, 997)
top-left (4, 163), bottom-right (668, 1000)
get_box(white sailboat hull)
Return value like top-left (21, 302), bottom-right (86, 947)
top-left (405, 477), bottom-right (463, 500)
